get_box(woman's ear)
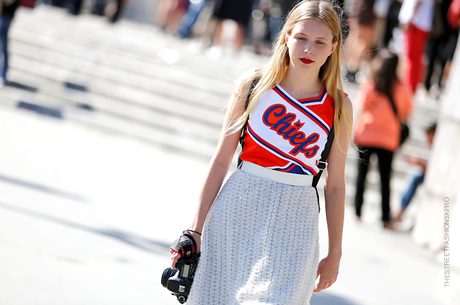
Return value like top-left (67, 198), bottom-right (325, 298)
top-left (329, 42), bottom-right (338, 56)
top-left (285, 31), bottom-right (290, 44)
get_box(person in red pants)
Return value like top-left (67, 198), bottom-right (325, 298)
top-left (399, 0), bottom-right (435, 94)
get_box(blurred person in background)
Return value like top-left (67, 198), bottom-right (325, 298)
top-left (250, 0), bottom-right (272, 54)
top-left (92, 0), bottom-right (106, 15)
top-left (423, 0), bottom-right (458, 98)
top-left (90, 0), bottom-right (129, 22)
top-left (343, 0), bottom-right (375, 82)
top-left (0, 0), bottom-right (20, 87)
top-left (69, 0), bottom-right (83, 15)
top-left (448, 0), bottom-right (460, 28)
top-left (353, 49), bottom-right (413, 229)
top-left (156, 0), bottom-right (189, 33)
top-left (372, 0), bottom-right (392, 49)
top-left (394, 123), bottom-right (436, 222)
top-left (382, 0), bottom-right (402, 47)
top-left (49, 0), bottom-right (67, 7)
top-left (176, 0), bottom-right (207, 38)
top-left (399, 0), bottom-right (435, 94)
top-left (106, 0), bottom-right (129, 23)
top-left (208, 0), bottom-right (253, 54)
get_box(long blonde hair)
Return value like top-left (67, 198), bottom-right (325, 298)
top-left (229, 0), bottom-right (352, 152)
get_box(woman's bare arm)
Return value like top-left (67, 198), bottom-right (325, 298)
top-left (314, 96), bottom-right (353, 293)
top-left (170, 80), bottom-right (251, 267)
top-left (188, 90), bottom-right (248, 233)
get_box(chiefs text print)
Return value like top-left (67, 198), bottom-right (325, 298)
top-left (240, 86), bottom-right (335, 175)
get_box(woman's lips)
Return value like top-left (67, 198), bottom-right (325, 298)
top-left (300, 58), bottom-right (314, 64)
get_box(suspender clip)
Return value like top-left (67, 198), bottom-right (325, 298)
top-left (317, 160), bottom-right (328, 171)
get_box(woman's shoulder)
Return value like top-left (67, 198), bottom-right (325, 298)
top-left (232, 68), bottom-right (262, 95)
top-left (343, 95), bottom-right (353, 118)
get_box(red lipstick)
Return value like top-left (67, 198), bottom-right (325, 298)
top-left (300, 58), bottom-right (314, 64)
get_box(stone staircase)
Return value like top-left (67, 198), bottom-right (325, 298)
top-left (0, 5), bottom-right (441, 218)
top-left (3, 5), bottom-right (265, 158)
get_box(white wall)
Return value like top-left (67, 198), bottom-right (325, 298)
top-left (412, 37), bottom-right (460, 272)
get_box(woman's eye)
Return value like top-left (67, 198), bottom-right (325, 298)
top-left (316, 41), bottom-right (325, 45)
top-left (297, 37), bottom-right (306, 41)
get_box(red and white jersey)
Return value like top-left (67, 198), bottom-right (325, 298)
top-left (240, 85), bottom-right (336, 175)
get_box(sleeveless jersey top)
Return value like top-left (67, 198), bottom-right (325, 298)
top-left (240, 85), bottom-right (336, 175)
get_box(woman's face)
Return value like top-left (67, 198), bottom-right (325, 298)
top-left (285, 19), bottom-right (337, 75)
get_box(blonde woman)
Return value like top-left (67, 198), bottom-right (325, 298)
top-left (170, 1), bottom-right (353, 303)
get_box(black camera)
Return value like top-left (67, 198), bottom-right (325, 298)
top-left (161, 230), bottom-right (200, 304)
top-left (161, 253), bottom-right (200, 304)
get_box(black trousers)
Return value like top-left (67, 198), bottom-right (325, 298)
top-left (354, 146), bottom-right (394, 222)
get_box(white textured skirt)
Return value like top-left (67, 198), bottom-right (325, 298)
top-left (187, 170), bottom-right (320, 305)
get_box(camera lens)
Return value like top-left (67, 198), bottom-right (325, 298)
top-left (161, 268), bottom-right (177, 287)
top-left (177, 295), bottom-right (187, 304)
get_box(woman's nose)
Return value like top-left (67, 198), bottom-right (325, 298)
top-left (304, 42), bottom-right (313, 54)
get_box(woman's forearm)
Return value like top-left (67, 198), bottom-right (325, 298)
top-left (324, 185), bottom-right (345, 257)
top-left (189, 158), bottom-right (231, 232)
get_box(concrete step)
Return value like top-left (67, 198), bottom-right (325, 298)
top-left (9, 53), bottom-right (226, 127)
top-left (0, 86), bottom-right (217, 160)
top-left (14, 6), bottom-right (266, 80)
top-left (4, 68), bottom-right (222, 145)
top-left (8, 38), bottom-right (228, 122)
top-left (10, 28), bottom-right (233, 107)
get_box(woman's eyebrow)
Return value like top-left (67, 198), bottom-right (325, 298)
top-left (296, 32), bottom-right (328, 40)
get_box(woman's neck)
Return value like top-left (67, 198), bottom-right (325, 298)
top-left (279, 67), bottom-right (323, 100)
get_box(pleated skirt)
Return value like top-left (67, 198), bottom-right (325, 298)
top-left (187, 170), bottom-right (320, 305)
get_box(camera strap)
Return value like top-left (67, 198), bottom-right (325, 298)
top-left (170, 230), bottom-right (198, 258)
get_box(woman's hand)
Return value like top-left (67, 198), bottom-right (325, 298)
top-left (313, 254), bottom-right (341, 293)
top-left (170, 231), bottom-right (202, 268)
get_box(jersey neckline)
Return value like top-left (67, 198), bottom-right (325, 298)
top-left (275, 85), bottom-right (326, 103)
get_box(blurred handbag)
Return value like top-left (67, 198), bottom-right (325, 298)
top-left (385, 92), bottom-right (410, 146)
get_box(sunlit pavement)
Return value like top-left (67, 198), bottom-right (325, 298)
top-left (1, 103), bottom-right (458, 305)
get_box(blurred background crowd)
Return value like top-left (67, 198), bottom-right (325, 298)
top-left (3, 0), bottom-right (459, 96)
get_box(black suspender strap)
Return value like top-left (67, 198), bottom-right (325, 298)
top-left (312, 125), bottom-right (334, 188)
top-left (312, 125), bottom-right (335, 213)
top-left (237, 78), bottom-right (259, 169)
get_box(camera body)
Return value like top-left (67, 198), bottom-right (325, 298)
top-left (161, 230), bottom-right (200, 304)
top-left (161, 254), bottom-right (199, 304)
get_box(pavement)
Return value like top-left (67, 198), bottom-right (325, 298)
top-left (0, 4), bottom-right (459, 305)
top-left (0, 105), bottom-right (459, 305)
